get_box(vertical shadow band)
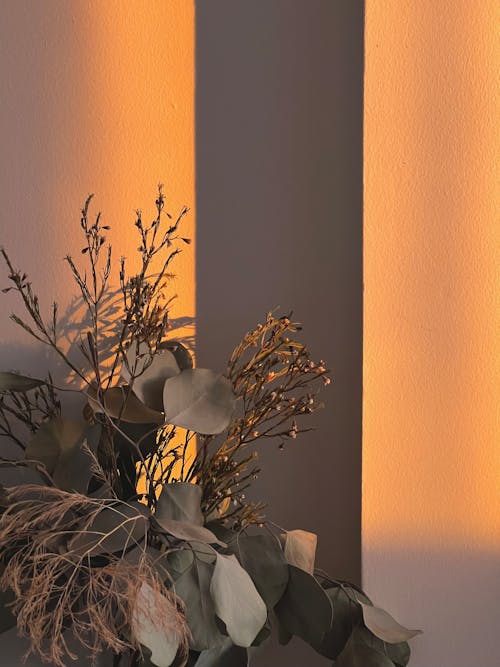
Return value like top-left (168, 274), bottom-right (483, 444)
top-left (195, 3), bottom-right (364, 642)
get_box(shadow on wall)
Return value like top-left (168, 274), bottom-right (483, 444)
top-left (195, 2), bottom-right (364, 665)
top-left (363, 546), bottom-right (500, 667)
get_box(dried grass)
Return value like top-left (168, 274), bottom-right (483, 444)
top-left (0, 485), bottom-right (189, 667)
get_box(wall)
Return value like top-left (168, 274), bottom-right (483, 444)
top-left (196, 2), bottom-right (364, 665)
top-left (0, 1), bottom-right (194, 665)
top-left (364, 3), bottom-right (499, 666)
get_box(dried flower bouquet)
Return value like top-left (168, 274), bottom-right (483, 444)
top-left (0, 189), bottom-right (420, 667)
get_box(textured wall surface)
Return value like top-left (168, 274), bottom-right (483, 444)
top-left (364, 3), bottom-right (499, 666)
top-left (0, 0), bottom-right (195, 357)
top-left (196, 2), bottom-right (364, 665)
top-left (0, 1), bottom-right (194, 665)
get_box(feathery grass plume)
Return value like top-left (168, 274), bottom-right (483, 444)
top-left (0, 485), bottom-right (189, 667)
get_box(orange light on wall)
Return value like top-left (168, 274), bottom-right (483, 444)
top-left (77, 0), bottom-right (195, 330)
top-left (0, 0), bottom-right (195, 366)
top-left (364, 1), bottom-right (499, 552)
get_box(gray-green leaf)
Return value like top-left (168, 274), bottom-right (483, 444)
top-left (26, 417), bottom-right (85, 473)
top-left (68, 501), bottom-right (150, 556)
top-left (155, 518), bottom-right (226, 547)
top-left (210, 553), bottom-right (267, 648)
top-left (360, 602), bottom-right (422, 644)
top-left (165, 341), bottom-right (193, 372)
top-left (335, 633), bottom-right (395, 667)
top-left (122, 342), bottom-right (181, 412)
top-left (157, 483), bottom-right (204, 526)
top-left (173, 556), bottom-right (224, 651)
top-left (132, 582), bottom-right (181, 667)
top-left (87, 386), bottom-right (163, 423)
top-left (234, 533), bottom-right (289, 608)
top-left (26, 418), bottom-right (100, 493)
top-left (274, 565), bottom-right (333, 647)
top-left (163, 369), bottom-right (236, 435)
top-left (195, 639), bottom-right (248, 667)
top-left (283, 529), bottom-right (317, 574)
top-left (310, 585), bottom-right (360, 659)
top-left (0, 371), bottom-right (45, 392)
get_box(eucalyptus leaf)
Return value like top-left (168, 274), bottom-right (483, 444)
top-left (233, 533), bottom-right (289, 608)
top-left (122, 342), bottom-right (181, 412)
top-left (26, 418), bottom-right (101, 493)
top-left (274, 565), bottom-right (332, 647)
top-left (360, 602), bottom-right (422, 644)
top-left (52, 423), bottom-right (101, 493)
top-left (173, 555), bottom-right (224, 651)
top-left (25, 417), bottom-right (85, 473)
top-left (283, 529), bottom-right (317, 574)
top-left (355, 626), bottom-right (411, 667)
top-left (195, 638), bottom-right (248, 667)
top-left (165, 341), bottom-right (193, 371)
top-left (210, 553), bottom-right (267, 648)
top-left (167, 547), bottom-right (195, 576)
top-left (68, 501), bottom-right (150, 556)
top-left (310, 585), bottom-right (360, 659)
top-left (132, 582), bottom-right (181, 667)
top-left (87, 386), bottom-right (163, 424)
top-left (335, 633), bottom-right (395, 667)
top-left (0, 371), bottom-right (45, 392)
top-left (163, 369), bottom-right (236, 435)
top-left (155, 518), bottom-right (226, 547)
top-left (114, 421), bottom-right (161, 459)
top-left (0, 463), bottom-right (47, 488)
top-left (125, 545), bottom-right (172, 583)
top-left (189, 541), bottom-right (218, 565)
top-left (276, 613), bottom-right (293, 646)
top-left (89, 482), bottom-right (115, 499)
top-left (157, 483), bottom-right (204, 526)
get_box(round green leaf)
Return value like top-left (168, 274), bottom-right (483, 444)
top-left (283, 529), bottom-right (317, 574)
top-left (26, 418), bottom-right (101, 493)
top-left (0, 371), bottom-right (45, 392)
top-left (355, 626), bottom-right (411, 667)
top-left (125, 545), bottom-right (172, 583)
top-left (122, 342), bottom-right (181, 411)
top-left (195, 639), bottom-right (248, 667)
top-left (311, 585), bottom-right (360, 659)
top-left (87, 386), bottom-right (163, 423)
top-left (0, 463), bottom-right (47, 488)
top-left (274, 565), bottom-right (333, 647)
top-left (234, 533), bottom-right (289, 608)
top-left (210, 554), bottom-right (267, 648)
top-left (163, 369), bottom-right (236, 435)
top-left (132, 582), bottom-right (181, 667)
top-left (164, 341), bottom-right (193, 371)
top-left (335, 633), bottom-right (395, 667)
top-left (68, 501), bottom-right (150, 556)
top-left (26, 417), bottom-right (85, 473)
top-left (360, 602), bottom-right (422, 644)
top-left (157, 483), bottom-right (204, 526)
top-left (114, 421), bottom-right (162, 459)
top-left (173, 556), bottom-right (224, 651)
top-left (155, 518), bottom-right (226, 547)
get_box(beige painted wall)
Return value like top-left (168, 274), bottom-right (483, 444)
top-left (0, 2), bottom-right (194, 665)
top-left (0, 0), bottom-right (195, 357)
top-left (364, 3), bottom-right (499, 666)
